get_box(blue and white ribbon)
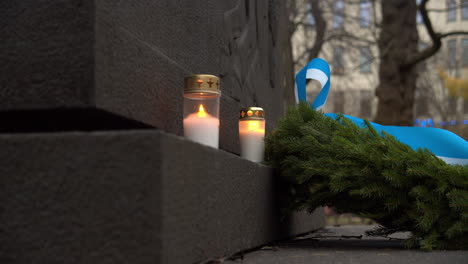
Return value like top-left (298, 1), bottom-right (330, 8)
top-left (295, 58), bottom-right (468, 165)
top-left (295, 58), bottom-right (331, 110)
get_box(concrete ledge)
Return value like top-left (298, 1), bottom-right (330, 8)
top-left (0, 130), bottom-right (324, 264)
top-left (0, 0), bottom-right (295, 155)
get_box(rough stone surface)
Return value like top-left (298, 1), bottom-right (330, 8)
top-left (226, 225), bottom-right (468, 264)
top-left (0, 0), bottom-right (295, 154)
top-left (0, 131), bottom-right (161, 264)
top-left (0, 130), bottom-right (324, 264)
top-left (0, 0), bottom-right (94, 109)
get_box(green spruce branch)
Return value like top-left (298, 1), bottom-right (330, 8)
top-left (265, 103), bottom-right (468, 250)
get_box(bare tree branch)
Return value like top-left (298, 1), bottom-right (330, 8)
top-left (403, 0), bottom-right (468, 68)
top-left (370, 0), bottom-right (380, 40)
top-left (288, 0), bottom-right (310, 36)
top-left (307, 0), bottom-right (327, 60)
top-left (325, 31), bottom-right (376, 45)
top-left (294, 29), bottom-right (378, 68)
top-left (439, 31), bottom-right (468, 38)
top-left (427, 3), bottom-right (466, 12)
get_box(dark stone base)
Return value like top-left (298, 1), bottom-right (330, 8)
top-left (1, 0), bottom-right (295, 155)
top-left (0, 130), bottom-right (324, 264)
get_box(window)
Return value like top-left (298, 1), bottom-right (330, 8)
top-left (463, 0), bottom-right (468, 20)
top-left (463, 99), bottom-right (468, 115)
top-left (416, 0), bottom-right (423, 24)
top-left (305, 3), bottom-right (315, 27)
top-left (333, 91), bottom-right (345, 113)
top-left (418, 41), bottom-right (429, 51)
top-left (333, 46), bottom-right (345, 74)
top-left (305, 4), bottom-right (315, 27)
top-left (333, 0), bottom-right (345, 29)
top-left (359, 0), bottom-right (371, 27)
top-left (447, 39), bottom-right (457, 68)
top-left (359, 47), bottom-right (372, 73)
top-left (360, 90), bottom-right (373, 119)
top-left (448, 97), bottom-right (457, 116)
top-left (415, 94), bottom-right (429, 117)
top-left (447, 0), bottom-right (457, 21)
top-left (463, 38), bottom-right (468, 66)
top-left (464, 99), bottom-right (468, 114)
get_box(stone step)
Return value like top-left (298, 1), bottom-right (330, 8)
top-left (1, 0), bottom-right (295, 155)
top-left (0, 129), bottom-right (324, 264)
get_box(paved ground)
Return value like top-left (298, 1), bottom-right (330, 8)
top-left (225, 225), bottom-right (468, 264)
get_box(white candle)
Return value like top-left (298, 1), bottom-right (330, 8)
top-left (239, 120), bottom-right (265, 162)
top-left (184, 104), bottom-right (219, 148)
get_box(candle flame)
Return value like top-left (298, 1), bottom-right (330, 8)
top-left (197, 104), bottom-right (207, 118)
top-left (248, 121), bottom-right (259, 130)
top-left (239, 120), bottom-right (265, 134)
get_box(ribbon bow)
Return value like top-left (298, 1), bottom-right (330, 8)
top-left (295, 58), bottom-right (468, 165)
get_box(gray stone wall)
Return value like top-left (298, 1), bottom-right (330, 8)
top-left (0, 130), bottom-right (324, 264)
top-left (0, 2), bottom-right (323, 263)
top-left (1, 0), bottom-right (295, 153)
top-left (1, 0), bottom-right (94, 108)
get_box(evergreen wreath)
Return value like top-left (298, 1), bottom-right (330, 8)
top-left (265, 103), bottom-right (468, 250)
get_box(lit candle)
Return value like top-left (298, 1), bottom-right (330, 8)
top-left (239, 107), bottom-right (265, 162)
top-left (183, 74), bottom-right (221, 148)
top-left (183, 104), bottom-right (219, 148)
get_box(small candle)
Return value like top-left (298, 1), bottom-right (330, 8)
top-left (183, 74), bottom-right (221, 148)
top-left (184, 104), bottom-right (219, 148)
top-left (239, 107), bottom-right (265, 162)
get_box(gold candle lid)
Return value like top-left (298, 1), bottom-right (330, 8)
top-left (240, 107), bottom-right (265, 120)
top-left (184, 74), bottom-right (220, 94)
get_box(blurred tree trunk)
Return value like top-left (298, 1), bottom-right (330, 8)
top-left (375, 0), bottom-right (468, 125)
top-left (374, 0), bottom-right (418, 126)
top-left (307, 0), bottom-right (326, 61)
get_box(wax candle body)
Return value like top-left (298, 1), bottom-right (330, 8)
top-left (239, 120), bottom-right (265, 162)
top-left (183, 105), bottom-right (219, 148)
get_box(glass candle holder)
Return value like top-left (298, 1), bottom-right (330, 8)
top-left (239, 107), bottom-right (265, 162)
top-left (183, 74), bottom-right (221, 148)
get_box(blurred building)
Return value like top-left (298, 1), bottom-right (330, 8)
top-left (417, 0), bottom-right (468, 131)
top-left (291, 0), bottom-right (468, 129)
